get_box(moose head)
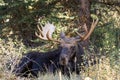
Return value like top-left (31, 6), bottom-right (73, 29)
top-left (35, 19), bottom-right (98, 66)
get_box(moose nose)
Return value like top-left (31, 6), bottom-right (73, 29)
top-left (61, 57), bottom-right (66, 62)
top-left (59, 54), bottom-right (68, 65)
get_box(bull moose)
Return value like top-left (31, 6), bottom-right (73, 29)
top-left (13, 19), bottom-right (98, 77)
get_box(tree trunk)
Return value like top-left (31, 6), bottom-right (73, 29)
top-left (78, 0), bottom-right (91, 47)
top-left (79, 0), bottom-right (91, 28)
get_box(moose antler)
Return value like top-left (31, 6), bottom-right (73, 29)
top-left (35, 22), bottom-right (60, 43)
top-left (76, 18), bottom-right (98, 41)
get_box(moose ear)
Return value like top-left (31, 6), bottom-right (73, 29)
top-left (60, 32), bottom-right (65, 39)
top-left (75, 36), bottom-right (80, 39)
top-left (74, 36), bottom-right (81, 42)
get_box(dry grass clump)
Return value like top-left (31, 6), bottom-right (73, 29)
top-left (82, 56), bottom-right (120, 80)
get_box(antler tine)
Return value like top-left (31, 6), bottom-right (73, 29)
top-left (75, 23), bottom-right (88, 39)
top-left (75, 31), bottom-right (84, 39)
top-left (76, 18), bottom-right (98, 41)
top-left (83, 18), bottom-right (98, 41)
top-left (35, 26), bottom-right (47, 40)
top-left (46, 31), bottom-right (61, 43)
top-left (35, 22), bottom-right (61, 43)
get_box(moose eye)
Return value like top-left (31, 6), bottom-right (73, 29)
top-left (71, 46), bottom-right (75, 50)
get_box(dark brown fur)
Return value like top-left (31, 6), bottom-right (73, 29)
top-left (13, 47), bottom-right (62, 77)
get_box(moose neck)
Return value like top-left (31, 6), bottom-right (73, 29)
top-left (69, 43), bottom-right (84, 62)
top-left (68, 45), bottom-right (78, 61)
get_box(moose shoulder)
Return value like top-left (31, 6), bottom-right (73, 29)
top-left (13, 19), bottom-right (98, 77)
